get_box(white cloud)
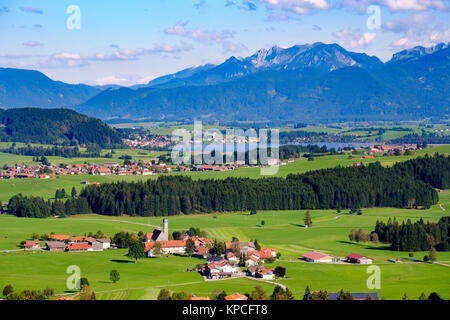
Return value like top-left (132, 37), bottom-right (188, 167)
top-left (266, 12), bottom-right (291, 20)
top-left (383, 13), bottom-right (450, 50)
top-left (19, 6), bottom-right (43, 14)
top-left (95, 76), bottom-right (129, 86)
top-left (165, 21), bottom-right (247, 53)
top-left (254, 0), bottom-right (329, 14)
top-left (380, 0), bottom-right (446, 11)
top-left (333, 28), bottom-right (377, 49)
top-left (54, 52), bottom-right (81, 60)
top-left (341, 0), bottom-right (447, 12)
top-left (22, 41), bottom-right (44, 47)
top-left (93, 43), bottom-right (194, 61)
top-left (165, 21), bottom-right (236, 44)
top-left (383, 13), bottom-right (432, 34)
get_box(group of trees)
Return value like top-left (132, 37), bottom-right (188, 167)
top-left (391, 132), bottom-right (450, 145)
top-left (157, 285), bottom-right (294, 301)
top-left (7, 193), bottom-right (91, 218)
top-left (348, 229), bottom-right (379, 243)
top-left (1, 144), bottom-right (84, 158)
top-left (374, 216), bottom-right (449, 252)
top-left (2, 284), bottom-right (54, 300)
top-left (75, 156), bottom-right (442, 218)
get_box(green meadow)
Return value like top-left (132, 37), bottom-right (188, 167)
top-left (0, 190), bottom-right (449, 300)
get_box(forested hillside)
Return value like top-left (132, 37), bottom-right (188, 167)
top-left (0, 108), bottom-right (122, 147)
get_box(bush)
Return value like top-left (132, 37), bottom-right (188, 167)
top-left (157, 288), bottom-right (171, 300)
top-left (274, 266), bottom-right (286, 278)
top-left (43, 288), bottom-right (54, 297)
top-left (3, 284), bottom-right (14, 297)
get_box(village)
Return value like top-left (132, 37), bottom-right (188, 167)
top-left (21, 218), bottom-right (373, 288)
top-left (18, 217), bottom-right (379, 301)
top-left (0, 142), bottom-right (421, 180)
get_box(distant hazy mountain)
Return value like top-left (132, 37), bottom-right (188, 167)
top-left (0, 68), bottom-right (101, 109)
top-left (388, 42), bottom-right (449, 63)
top-left (140, 42), bottom-right (383, 88)
top-left (76, 42), bottom-right (449, 122)
top-left (0, 108), bottom-right (122, 146)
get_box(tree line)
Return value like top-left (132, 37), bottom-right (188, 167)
top-left (7, 154), bottom-right (448, 218)
top-left (374, 216), bottom-right (449, 252)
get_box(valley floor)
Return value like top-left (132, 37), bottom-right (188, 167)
top-left (0, 190), bottom-right (449, 300)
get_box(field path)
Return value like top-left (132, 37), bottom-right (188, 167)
top-left (245, 276), bottom-right (287, 290)
top-left (74, 218), bottom-right (160, 228)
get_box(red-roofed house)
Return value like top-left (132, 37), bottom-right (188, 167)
top-left (346, 253), bottom-right (373, 264)
top-left (67, 242), bottom-right (92, 252)
top-left (302, 251), bottom-right (336, 263)
top-left (24, 240), bottom-right (40, 250)
top-left (256, 268), bottom-right (275, 280)
top-left (226, 252), bottom-right (239, 263)
top-left (145, 240), bottom-right (186, 257)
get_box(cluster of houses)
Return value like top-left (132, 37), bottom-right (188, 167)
top-left (301, 251), bottom-right (373, 264)
top-left (23, 234), bottom-right (111, 252)
top-left (355, 144), bottom-right (419, 156)
top-left (0, 161), bottom-right (171, 180)
top-left (123, 134), bottom-right (172, 149)
top-left (141, 219), bottom-right (279, 280)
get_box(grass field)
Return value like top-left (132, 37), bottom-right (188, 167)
top-left (0, 190), bottom-right (449, 300)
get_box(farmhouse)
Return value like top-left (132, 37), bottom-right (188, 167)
top-left (302, 251), bottom-right (336, 263)
top-left (67, 242), bottom-right (92, 252)
top-left (24, 240), bottom-right (40, 250)
top-left (226, 252), bottom-right (239, 263)
top-left (191, 236), bottom-right (214, 247)
top-left (144, 240), bottom-right (186, 257)
top-left (346, 253), bottom-right (373, 264)
top-left (245, 248), bottom-right (278, 266)
top-left (205, 260), bottom-right (242, 279)
top-left (194, 246), bottom-right (211, 258)
top-left (256, 268), bottom-right (275, 280)
top-left (245, 254), bottom-right (259, 267)
top-left (97, 238), bottom-right (111, 249)
top-left (247, 265), bottom-right (263, 277)
top-left (226, 241), bottom-right (255, 256)
top-left (46, 241), bottom-right (67, 252)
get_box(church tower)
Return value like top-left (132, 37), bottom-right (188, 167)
top-left (162, 218), bottom-right (169, 241)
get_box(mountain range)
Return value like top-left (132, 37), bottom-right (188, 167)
top-left (0, 68), bottom-right (101, 108)
top-left (1, 42), bottom-right (449, 122)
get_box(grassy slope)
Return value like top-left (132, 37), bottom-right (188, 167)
top-left (0, 190), bottom-right (449, 300)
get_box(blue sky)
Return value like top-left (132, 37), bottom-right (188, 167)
top-left (0, 0), bottom-right (449, 85)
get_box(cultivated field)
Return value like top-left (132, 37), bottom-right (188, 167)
top-left (0, 190), bottom-right (449, 300)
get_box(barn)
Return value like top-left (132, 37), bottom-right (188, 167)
top-left (302, 251), bottom-right (336, 263)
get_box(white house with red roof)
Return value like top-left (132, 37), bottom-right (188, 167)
top-left (256, 268), bottom-right (275, 280)
top-left (144, 240), bottom-right (186, 257)
top-left (24, 240), bottom-right (40, 250)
